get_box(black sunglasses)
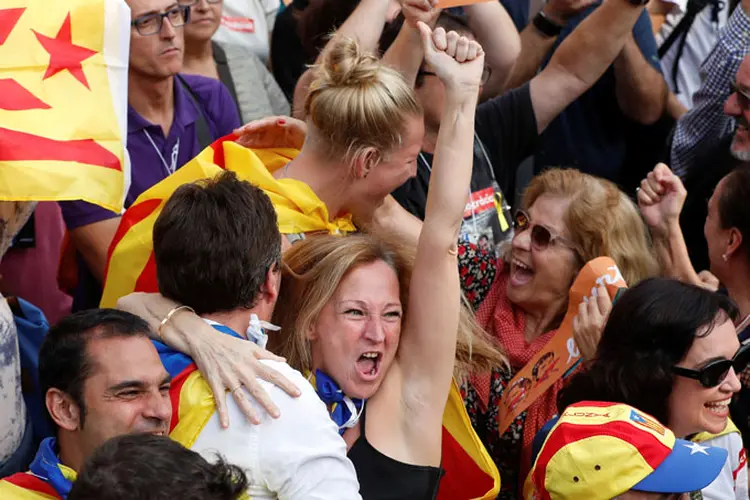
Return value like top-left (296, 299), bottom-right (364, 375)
top-left (731, 79), bottom-right (750, 111)
top-left (513, 209), bottom-right (581, 257)
top-left (672, 342), bottom-right (750, 388)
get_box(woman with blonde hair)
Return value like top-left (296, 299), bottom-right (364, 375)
top-left (118, 23), bottom-right (495, 498)
top-left (464, 167), bottom-right (660, 498)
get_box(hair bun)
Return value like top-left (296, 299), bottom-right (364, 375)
top-left (316, 36), bottom-right (381, 88)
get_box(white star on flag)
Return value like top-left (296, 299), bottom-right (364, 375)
top-left (684, 442), bottom-right (710, 456)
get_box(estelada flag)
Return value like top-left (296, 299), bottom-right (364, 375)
top-left (100, 136), bottom-right (301, 308)
top-left (0, 0), bottom-right (130, 212)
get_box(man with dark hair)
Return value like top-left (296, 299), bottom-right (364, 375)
top-left (0, 309), bottom-right (172, 499)
top-left (151, 171), bottom-right (360, 498)
top-left (68, 434), bottom-right (247, 500)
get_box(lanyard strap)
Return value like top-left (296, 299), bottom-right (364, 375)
top-left (143, 129), bottom-right (180, 176)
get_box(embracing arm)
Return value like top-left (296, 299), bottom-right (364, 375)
top-left (530, 0), bottom-right (646, 133)
top-left (397, 25), bottom-right (482, 435)
top-left (116, 293), bottom-right (300, 426)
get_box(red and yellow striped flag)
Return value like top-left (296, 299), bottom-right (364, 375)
top-left (0, 0), bottom-right (130, 212)
top-left (100, 136), bottom-right (299, 307)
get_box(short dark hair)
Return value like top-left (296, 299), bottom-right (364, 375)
top-left (719, 166), bottom-right (750, 258)
top-left (39, 309), bottom-right (153, 430)
top-left (153, 171), bottom-right (281, 315)
top-left (68, 434), bottom-right (248, 500)
top-left (558, 278), bottom-right (739, 424)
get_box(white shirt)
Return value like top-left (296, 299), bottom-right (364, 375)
top-left (212, 0), bottom-right (280, 63)
top-left (191, 360), bottom-right (362, 499)
top-left (656, 0), bottom-right (728, 108)
top-left (700, 432), bottom-right (749, 500)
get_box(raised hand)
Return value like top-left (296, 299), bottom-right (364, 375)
top-left (233, 116), bottom-right (308, 151)
top-left (637, 163), bottom-right (687, 237)
top-left (417, 21), bottom-right (485, 94)
top-left (400, 0), bottom-right (440, 28)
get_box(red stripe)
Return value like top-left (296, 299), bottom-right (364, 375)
top-left (210, 134), bottom-right (237, 169)
top-left (436, 426), bottom-right (494, 500)
top-left (3, 473), bottom-right (61, 498)
top-left (0, 79), bottom-right (50, 110)
top-left (532, 419), bottom-right (671, 500)
top-left (0, 127), bottom-right (120, 170)
top-left (103, 198), bottom-right (162, 282)
top-left (133, 252), bottom-right (158, 294)
top-left (168, 364), bottom-right (198, 433)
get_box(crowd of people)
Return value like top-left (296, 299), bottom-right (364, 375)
top-left (1, 0), bottom-right (750, 498)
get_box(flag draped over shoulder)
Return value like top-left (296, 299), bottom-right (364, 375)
top-left (100, 136), bottom-right (303, 307)
top-left (0, 0), bottom-right (130, 212)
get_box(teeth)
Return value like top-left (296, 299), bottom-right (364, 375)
top-left (513, 258), bottom-right (531, 271)
top-left (362, 353), bottom-right (378, 359)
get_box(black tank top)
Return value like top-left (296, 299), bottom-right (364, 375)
top-left (348, 403), bottom-right (445, 500)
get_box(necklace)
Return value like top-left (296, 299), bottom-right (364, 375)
top-left (143, 129), bottom-right (180, 176)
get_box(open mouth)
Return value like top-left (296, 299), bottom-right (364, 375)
top-left (511, 257), bottom-right (534, 286)
top-left (704, 398), bottom-right (731, 416)
top-left (356, 352), bottom-right (382, 380)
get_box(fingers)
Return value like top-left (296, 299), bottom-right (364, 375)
top-left (639, 176), bottom-right (659, 204)
top-left (455, 36), bottom-right (469, 63)
top-left (417, 21), bottom-right (435, 51)
top-left (595, 284), bottom-right (612, 317)
top-left (445, 30), bottom-right (459, 58)
top-left (206, 375), bottom-right (231, 429)
top-left (242, 377), bottom-right (281, 420)
top-left (466, 40), bottom-right (478, 62)
top-left (433, 26), bottom-right (447, 51)
top-left (219, 364), bottom-right (261, 425)
top-left (257, 363), bottom-right (302, 398)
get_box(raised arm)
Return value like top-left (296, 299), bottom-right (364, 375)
top-left (636, 163), bottom-right (716, 289)
top-left (530, 0), bottom-right (647, 133)
top-left (397, 24), bottom-right (483, 431)
top-left (116, 292), bottom-right (300, 427)
top-left (293, 0), bottom-right (393, 117)
top-left (464, 1), bottom-right (521, 98)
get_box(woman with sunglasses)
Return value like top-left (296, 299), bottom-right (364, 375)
top-left (557, 277), bottom-right (747, 500)
top-left (462, 167), bottom-right (659, 498)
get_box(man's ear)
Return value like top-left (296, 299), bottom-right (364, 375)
top-left (726, 227), bottom-right (743, 259)
top-left (46, 388), bottom-right (82, 432)
top-left (263, 263), bottom-right (281, 304)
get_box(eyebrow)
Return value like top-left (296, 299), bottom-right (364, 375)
top-left (134, 3), bottom-right (179, 18)
top-left (108, 374), bottom-right (172, 393)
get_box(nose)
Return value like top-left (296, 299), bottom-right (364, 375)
top-left (143, 390), bottom-right (173, 425)
top-left (722, 367), bottom-right (742, 394)
top-left (512, 225), bottom-right (531, 252)
top-left (363, 315), bottom-right (386, 344)
top-left (160, 16), bottom-right (177, 39)
top-left (725, 92), bottom-right (741, 118)
top-left (194, 0), bottom-right (209, 13)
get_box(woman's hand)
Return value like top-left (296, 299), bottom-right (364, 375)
top-left (637, 163), bottom-right (687, 238)
top-left (400, 0), bottom-right (440, 28)
top-left (697, 270), bottom-right (720, 291)
top-left (181, 324), bottom-right (302, 427)
top-left (233, 116), bottom-right (308, 150)
top-left (417, 22), bottom-right (485, 94)
top-left (572, 285), bottom-right (612, 361)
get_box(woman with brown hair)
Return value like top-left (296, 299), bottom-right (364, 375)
top-left (464, 167), bottom-right (660, 498)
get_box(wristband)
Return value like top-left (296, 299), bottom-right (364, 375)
top-left (158, 305), bottom-right (196, 341)
top-left (532, 10), bottom-right (564, 38)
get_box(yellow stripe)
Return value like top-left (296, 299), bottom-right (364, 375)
top-left (444, 381), bottom-right (501, 499)
top-left (0, 480), bottom-right (59, 500)
top-left (693, 418), bottom-right (740, 443)
top-left (169, 370), bottom-right (217, 449)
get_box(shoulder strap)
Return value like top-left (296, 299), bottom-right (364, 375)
top-left (211, 42), bottom-right (242, 121)
top-left (175, 74), bottom-right (213, 150)
top-left (658, 0), bottom-right (713, 58)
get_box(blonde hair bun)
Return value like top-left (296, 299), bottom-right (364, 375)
top-left (316, 36), bottom-right (381, 88)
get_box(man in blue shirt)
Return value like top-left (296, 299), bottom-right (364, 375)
top-left (60, 0), bottom-right (241, 311)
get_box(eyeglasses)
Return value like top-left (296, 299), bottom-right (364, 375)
top-left (418, 66), bottom-right (492, 86)
top-left (672, 342), bottom-right (750, 388)
top-left (131, 5), bottom-right (191, 36)
top-left (513, 209), bottom-right (581, 257)
top-left (731, 80), bottom-right (750, 111)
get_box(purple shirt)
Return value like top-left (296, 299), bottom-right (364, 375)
top-left (60, 73), bottom-right (241, 229)
top-left (59, 73), bottom-right (241, 310)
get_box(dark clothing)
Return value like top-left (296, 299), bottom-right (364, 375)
top-left (271, 0), bottom-right (308, 101)
top-left (392, 84), bottom-right (539, 251)
top-left (349, 404), bottom-right (444, 500)
top-left (534, 6), bottom-right (661, 183)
